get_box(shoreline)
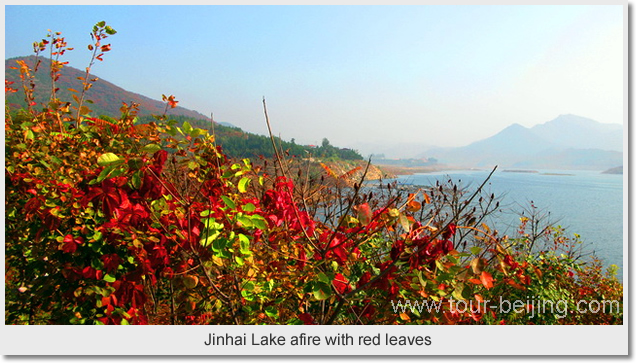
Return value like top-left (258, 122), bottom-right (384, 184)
top-left (374, 164), bottom-right (468, 176)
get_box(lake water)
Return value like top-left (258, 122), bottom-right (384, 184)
top-left (391, 169), bottom-right (625, 280)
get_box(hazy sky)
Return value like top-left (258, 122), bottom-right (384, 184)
top-left (4, 5), bottom-right (624, 157)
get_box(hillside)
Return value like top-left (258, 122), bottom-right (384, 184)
top-left (5, 55), bottom-right (209, 119)
top-left (6, 55), bottom-right (365, 164)
top-left (136, 114), bottom-right (364, 163)
top-left (425, 114), bottom-right (623, 170)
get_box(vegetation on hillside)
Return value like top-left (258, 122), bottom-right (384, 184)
top-left (5, 23), bottom-right (622, 325)
top-left (137, 115), bottom-right (363, 161)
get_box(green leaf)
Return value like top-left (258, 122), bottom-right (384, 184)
top-left (128, 157), bottom-right (144, 170)
top-left (243, 281), bottom-right (255, 291)
top-left (39, 159), bottom-right (51, 169)
top-left (108, 166), bottom-right (128, 179)
top-left (97, 152), bottom-right (121, 166)
top-left (470, 246), bottom-right (483, 255)
top-left (265, 306), bottom-right (279, 319)
top-left (103, 274), bottom-right (116, 283)
top-left (416, 270), bottom-right (427, 288)
top-left (398, 213), bottom-right (410, 231)
top-left (211, 238), bottom-right (228, 253)
top-left (238, 177), bottom-right (250, 193)
top-left (200, 231), bottom-right (221, 247)
top-left (243, 203), bottom-right (256, 212)
top-left (131, 170), bottom-right (142, 189)
top-left (237, 215), bottom-right (254, 228)
top-left (313, 282), bottom-right (332, 301)
top-left (50, 155), bottom-right (63, 165)
top-left (202, 217), bottom-right (223, 231)
top-left (241, 289), bottom-right (255, 302)
top-left (452, 284), bottom-right (465, 301)
top-left (92, 231), bottom-right (103, 242)
top-left (182, 121), bottom-right (193, 135)
top-left (435, 259), bottom-right (445, 272)
top-left (250, 215), bottom-right (267, 230)
top-left (141, 144), bottom-right (161, 154)
top-left (221, 196), bottom-right (236, 210)
top-left (239, 234), bottom-right (251, 255)
top-left (317, 272), bottom-right (331, 285)
top-left (190, 128), bottom-right (202, 138)
top-left (303, 282), bottom-right (314, 294)
top-left (95, 165), bottom-right (115, 183)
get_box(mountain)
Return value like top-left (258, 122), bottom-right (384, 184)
top-left (530, 114), bottom-right (622, 152)
top-left (426, 114), bottom-right (623, 170)
top-left (5, 55), bottom-right (209, 120)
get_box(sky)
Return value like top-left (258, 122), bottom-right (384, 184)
top-left (4, 5), bottom-right (625, 157)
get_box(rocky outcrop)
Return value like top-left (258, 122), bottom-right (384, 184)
top-left (320, 160), bottom-right (395, 183)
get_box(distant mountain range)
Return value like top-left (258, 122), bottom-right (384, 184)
top-left (425, 114), bottom-right (623, 170)
top-left (5, 56), bottom-right (209, 120)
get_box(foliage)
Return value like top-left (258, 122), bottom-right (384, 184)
top-left (5, 24), bottom-right (622, 325)
top-left (135, 115), bottom-right (363, 161)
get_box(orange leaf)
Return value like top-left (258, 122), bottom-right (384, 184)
top-left (406, 199), bottom-right (421, 213)
top-left (354, 203), bottom-right (372, 226)
top-left (480, 271), bottom-right (494, 290)
top-left (319, 162), bottom-right (337, 178)
top-left (422, 193), bottom-right (431, 204)
top-left (339, 166), bottom-right (362, 179)
top-left (507, 279), bottom-right (526, 290)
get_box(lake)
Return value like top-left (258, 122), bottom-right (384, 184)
top-left (389, 169), bottom-right (624, 280)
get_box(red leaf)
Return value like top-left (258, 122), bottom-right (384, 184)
top-left (101, 254), bottom-right (122, 273)
top-left (298, 312), bottom-right (315, 325)
top-left (61, 234), bottom-right (83, 253)
top-left (296, 243), bottom-right (307, 269)
top-left (333, 273), bottom-right (351, 295)
top-left (62, 240), bottom-right (77, 253)
top-left (442, 223), bottom-right (457, 240)
top-left (480, 271), bottom-right (494, 290)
